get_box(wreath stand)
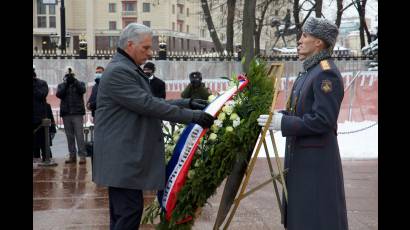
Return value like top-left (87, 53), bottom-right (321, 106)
top-left (215, 63), bottom-right (288, 229)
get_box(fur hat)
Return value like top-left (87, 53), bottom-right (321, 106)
top-left (302, 17), bottom-right (339, 48)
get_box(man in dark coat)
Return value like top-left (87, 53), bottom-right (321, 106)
top-left (92, 23), bottom-right (215, 230)
top-left (87, 66), bottom-right (105, 117)
top-left (33, 65), bottom-right (49, 162)
top-left (143, 62), bottom-right (166, 99)
top-left (181, 71), bottom-right (211, 100)
top-left (258, 17), bottom-right (348, 230)
top-left (56, 67), bottom-right (87, 164)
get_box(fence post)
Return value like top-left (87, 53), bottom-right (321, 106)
top-left (348, 72), bottom-right (356, 121)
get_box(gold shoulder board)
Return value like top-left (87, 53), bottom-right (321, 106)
top-left (320, 60), bottom-right (331, 70)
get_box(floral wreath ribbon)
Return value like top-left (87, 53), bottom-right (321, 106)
top-left (158, 74), bottom-right (249, 223)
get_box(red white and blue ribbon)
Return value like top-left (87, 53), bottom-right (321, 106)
top-left (158, 74), bottom-right (249, 222)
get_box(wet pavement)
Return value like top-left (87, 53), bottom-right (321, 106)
top-left (34, 131), bottom-right (377, 229)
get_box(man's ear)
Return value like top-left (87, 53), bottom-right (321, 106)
top-left (316, 39), bottom-right (326, 49)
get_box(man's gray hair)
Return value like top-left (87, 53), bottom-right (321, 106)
top-left (118, 23), bottom-right (153, 49)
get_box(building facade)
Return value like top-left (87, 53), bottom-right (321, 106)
top-left (33, 0), bottom-right (215, 55)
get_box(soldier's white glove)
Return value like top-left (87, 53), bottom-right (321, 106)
top-left (257, 113), bottom-right (283, 131)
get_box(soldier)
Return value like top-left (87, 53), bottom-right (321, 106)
top-left (258, 17), bottom-right (348, 230)
top-left (181, 71), bottom-right (211, 101)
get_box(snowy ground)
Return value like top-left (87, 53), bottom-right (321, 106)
top-left (255, 120), bottom-right (378, 159)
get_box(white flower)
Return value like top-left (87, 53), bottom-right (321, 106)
top-left (194, 159), bottom-right (202, 167)
top-left (222, 104), bottom-right (234, 115)
top-left (217, 112), bottom-right (226, 121)
top-left (165, 144), bottom-right (174, 153)
top-left (229, 113), bottom-right (239, 121)
top-left (214, 119), bottom-right (223, 127)
top-left (188, 170), bottom-right (195, 179)
top-left (208, 94), bottom-right (216, 103)
top-left (226, 126), bottom-right (234, 132)
top-left (235, 98), bottom-right (243, 105)
top-left (173, 134), bottom-right (180, 142)
top-left (211, 124), bottom-right (219, 132)
top-left (233, 119), bottom-right (241, 128)
top-left (209, 133), bottom-right (218, 141)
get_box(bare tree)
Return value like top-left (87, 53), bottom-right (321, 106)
top-left (315, 0), bottom-right (323, 17)
top-left (293, 0), bottom-right (316, 39)
top-left (353, 0), bottom-right (372, 48)
top-left (226, 0), bottom-right (237, 53)
top-left (200, 0), bottom-right (224, 53)
top-left (335, 0), bottom-right (344, 27)
top-left (242, 0), bottom-right (257, 72)
top-left (254, 0), bottom-right (276, 55)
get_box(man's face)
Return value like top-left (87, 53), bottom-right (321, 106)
top-left (143, 68), bottom-right (153, 76)
top-left (297, 32), bottom-right (322, 61)
top-left (126, 35), bottom-right (153, 65)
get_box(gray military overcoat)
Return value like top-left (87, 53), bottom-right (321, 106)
top-left (92, 51), bottom-right (194, 190)
top-left (281, 58), bottom-right (349, 230)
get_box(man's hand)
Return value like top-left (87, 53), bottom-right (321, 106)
top-left (190, 99), bottom-right (209, 110)
top-left (192, 111), bottom-right (215, 128)
top-left (257, 112), bottom-right (283, 131)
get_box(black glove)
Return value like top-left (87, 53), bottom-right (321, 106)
top-left (191, 111), bottom-right (215, 128)
top-left (190, 99), bottom-right (208, 110)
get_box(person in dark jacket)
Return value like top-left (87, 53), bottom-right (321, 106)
top-left (87, 66), bottom-right (105, 118)
top-left (56, 66), bottom-right (87, 164)
top-left (143, 62), bottom-right (166, 99)
top-left (258, 17), bottom-right (348, 230)
top-left (92, 23), bottom-right (215, 230)
top-left (33, 65), bottom-right (49, 162)
top-left (181, 71), bottom-right (211, 100)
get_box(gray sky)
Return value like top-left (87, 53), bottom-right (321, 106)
top-left (321, 0), bottom-right (378, 32)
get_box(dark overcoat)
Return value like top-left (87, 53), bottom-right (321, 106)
top-left (92, 50), bottom-right (195, 190)
top-left (281, 58), bottom-right (349, 230)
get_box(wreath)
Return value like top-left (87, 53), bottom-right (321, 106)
top-left (142, 59), bottom-right (274, 229)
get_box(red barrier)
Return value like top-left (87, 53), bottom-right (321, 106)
top-left (47, 73), bottom-right (378, 124)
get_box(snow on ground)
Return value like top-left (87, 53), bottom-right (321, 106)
top-left (254, 120), bottom-right (378, 159)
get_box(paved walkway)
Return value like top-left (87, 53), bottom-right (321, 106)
top-left (34, 131), bottom-right (377, 229)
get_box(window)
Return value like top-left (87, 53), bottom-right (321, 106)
top-left (179, 5), bottom-right (183, 14)
top-left (172, 4), bottom-right (175, 14)
top-left (37, 0), bottom-right (46, 14)
top-left (143, 21), bottom-right (151, 27)
top-left (187, 39), bottom-right (190, 50)
top-left (187, 8), bottom-right (189, 17)
top-left (109, 3), bottom-right (116, 13)
top-left (275, 10), bottom-right (279, 16)
top-left (172, 22), bottom-right (175, 31)
top-left (37, 16), bottom-right (47, 28)
top-left (220, 5), bottom-right (224, 12)
top-left (49, 16), bottom-right (56, 28)
top-left (178, 23), bottom-right (183, 32)
top-left (186, 25), bottom-right (189, 33)
top-left (143, 3), bottom-right (150, 12)
top-left (109, 21), bottom-right (117, 30)
top-left (123, 2), bottom-right (135, 11)
top-left (181, 39), bottom-right (184, 50)
top-left (49, 4), bottom-right (55, 15)
top-left (123, 18), bottom-right (136, 28)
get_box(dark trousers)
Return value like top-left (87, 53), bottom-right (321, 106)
top-left (33, 123), bottom-right (52, 160)
top-left (108, 187), bottom-right (143, 230)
